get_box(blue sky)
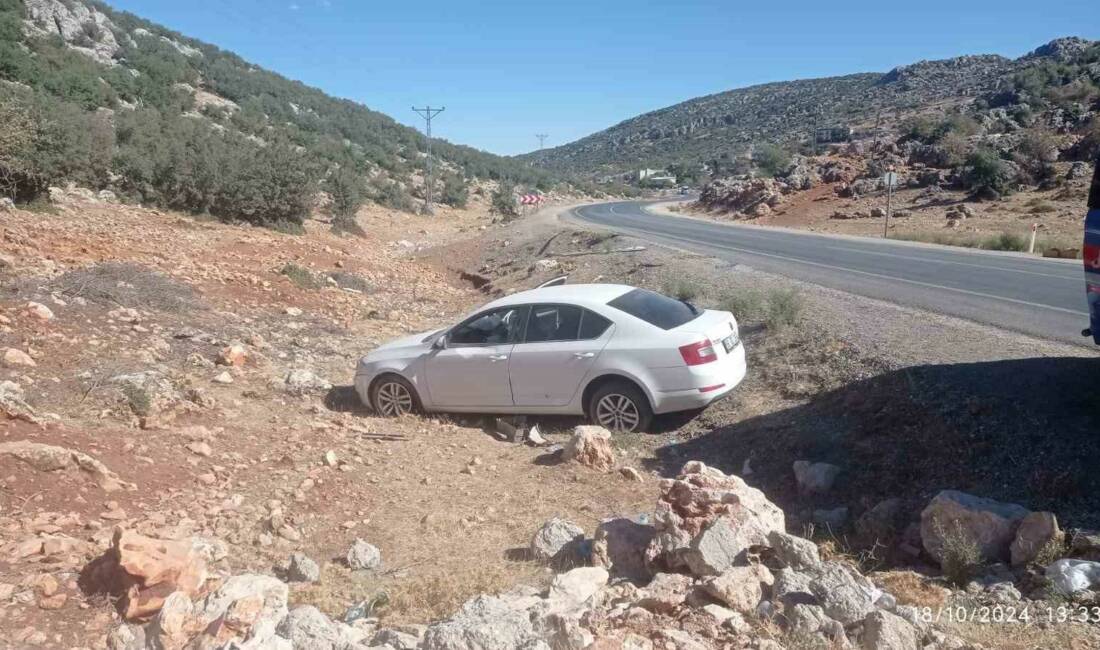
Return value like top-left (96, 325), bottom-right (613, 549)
top-left (107, 0), bottom-right (1098, 156)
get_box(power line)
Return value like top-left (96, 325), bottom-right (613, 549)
top-left (535, 133), bottom-right (548, 150)
top-left (411, 106), bottom-right (445, 215)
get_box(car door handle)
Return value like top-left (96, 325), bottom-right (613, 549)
top-left (489, 354), bottom-right (509, 361)
top-left (573, 352), bottom-right (595, 359)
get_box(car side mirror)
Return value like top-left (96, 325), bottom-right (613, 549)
top-left (432, 335), bottom-right (447, 350)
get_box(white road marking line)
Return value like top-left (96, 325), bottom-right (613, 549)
top-left (821, 245), bottom-right (1080, 281)
top-left (591, 219), bottom-right (1089, 317)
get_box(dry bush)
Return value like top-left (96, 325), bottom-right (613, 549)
top-left (279, 262), bottom-right (322, 289)
top-left (722, 287), bottom-right (804, 331)
top-left (935, 521), bottom-right (983, 586)
top-left (47, 262), bottom-right (196, 311)
top-left (326, 271), bottom-right (374, 293)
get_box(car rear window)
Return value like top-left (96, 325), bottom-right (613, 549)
top-left (607, 288), bottom-right (700, 330)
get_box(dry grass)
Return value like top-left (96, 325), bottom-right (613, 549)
top-left (46, 261), bottom-right (196, 311)
top-left (291, 561), bottom-right (545, 625)
top-left (869, 570), bottom-right (950, 608)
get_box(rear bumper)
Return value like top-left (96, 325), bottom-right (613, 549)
top-left (651, 343), bottom-right (747, 414)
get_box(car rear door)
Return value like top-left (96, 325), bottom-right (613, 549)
top-left (426, 305), bottom-right (528, 408)
top-left (509, 305), bottom-right (613, 407)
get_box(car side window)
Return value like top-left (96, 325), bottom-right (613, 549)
top-left (448, 306), bottom-right (528, 346)
top-left (578, 310), bottom-right (612, 339)
top-left (525, 304), bottom-right (582, 343)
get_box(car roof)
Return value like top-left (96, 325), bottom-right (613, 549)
top-left (483, 283), bottom-right (635, 310)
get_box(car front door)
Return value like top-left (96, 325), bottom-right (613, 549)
top-left (509, 305), bottom-right (613, 407)
top-left (426, 305), bottom-right (528, 408)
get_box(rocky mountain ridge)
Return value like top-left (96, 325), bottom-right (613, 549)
top-left (523, 38), bottom-right (1097, 177)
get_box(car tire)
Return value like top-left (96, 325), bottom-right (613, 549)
top-left (370, 374), bottom-right (421, 417)
top-left (588, 380), bottom-right (653, 433)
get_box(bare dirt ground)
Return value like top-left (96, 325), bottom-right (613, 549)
top-left (1, 191), bottom-right (1097, 648)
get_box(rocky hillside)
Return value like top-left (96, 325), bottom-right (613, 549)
top-left (523, 38), bottom-right (1099, 177)
top-left (0, 0), bottom-right (563, 225)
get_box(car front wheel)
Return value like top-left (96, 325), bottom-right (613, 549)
top-left (370, 375), bottom-right (420, 417)
top-left (589, 381), bottom-right (653, 433)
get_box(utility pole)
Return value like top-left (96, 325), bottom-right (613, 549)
top-left (412, 106), bottom-right (445, 215)
top-left (535, 134), bottom-right (548, 150)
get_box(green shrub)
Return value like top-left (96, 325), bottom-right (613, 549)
top-left (964, 149), bottom-right (1013, 195)
top-left (751, 144), bottom-right (791, 178)
top-left (722, 287), bottom-right (803, 331)
top-left (279, 262), bottom-right (321, 289)
top-left (440, 173), bottom-right (468, 208)
top-left (982, 232), bottom-right (1027, 251)
top-left (765, 288), bottom-right (804, 330)
top-left (722, 290), bottom-right (766, 323)
top-left (370, 177), bottom-right (416, 213)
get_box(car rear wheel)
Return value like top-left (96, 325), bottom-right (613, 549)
top-left (589, 381), bottom-right (653, 433)
top-left (370, 375), bottom-right (420, 417)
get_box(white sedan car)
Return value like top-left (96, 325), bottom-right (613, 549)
top-left (354, 283), bottom-right (746, 432)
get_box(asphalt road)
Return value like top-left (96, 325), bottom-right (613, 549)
top-left (572, 200), bottom-right (1094, 347)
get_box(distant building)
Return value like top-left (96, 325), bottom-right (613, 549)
top-left (814, 126), bottom-right (852, 145)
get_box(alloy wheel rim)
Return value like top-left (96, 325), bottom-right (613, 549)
top-left (595, 393), bottom-right (640, 432)
top-left (376, 381), bottom-right (413, 416)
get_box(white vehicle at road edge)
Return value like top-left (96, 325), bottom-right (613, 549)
top-left (353, 283), bottom-right (747, 432)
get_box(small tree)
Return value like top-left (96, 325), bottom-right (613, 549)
top-left (0, 96), bottom-right (41, 201)
top-left (326, 164), bottom-right (365, 230)
top-left (964, 149), bottom-right (1012, 196)
top-left (491, 181), bottom-right (517, 218)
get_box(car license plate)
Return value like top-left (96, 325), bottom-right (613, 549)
top-left (721, 335), bottom-right (736, 353)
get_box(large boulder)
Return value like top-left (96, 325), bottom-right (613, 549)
top-left (346, 539), bottom-right (382, 571)
top-left (285, 552), bottom-right (321, 583)
top-left (703, 564), bottom-right (772, 614)
top-left (276, 605), bottom-right (365, 650)
top-left (1010, 511), bottom-right (1063, 567)
top-left (792, 461), bottom-right (840, 495)
top-left (547, 567), bottom-right (609, 606)
top-left (636, 572), bottom-right (694, 613)
top-left (767, 530), bottom-right (821, 570)
top-left (530, 518), bottom-right (585, 562)
top-left (808, 563), bottom-right (880, 625)
top-left (421, 594), bottom-right (544, 650)
top-left (646, 461), bottom-right (784, 576)
top-left (562, 426), bottom-right (615, 471)
top-left (920, 490), bottom-right (1030, 564)
top-left (591, 517), bottom-right (656, 581)
top-left (107, 530), bottom-right (209, 621)
top-left (0, 440), bottom-right (133, 491)
top-left (862, 610), bottom-right (921, 650)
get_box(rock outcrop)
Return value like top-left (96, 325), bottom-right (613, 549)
top-left (920, 490), bottom-right (1030, 564)
top-left (562, 425), bottom-right (615, 471)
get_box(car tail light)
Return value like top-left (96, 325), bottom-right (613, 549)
top-left (679, 340), bottom-right (717, 366)
top-left (1086, 243), bottom-right (1100, 271)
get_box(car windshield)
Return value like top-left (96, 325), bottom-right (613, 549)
top-left (607, 288), bottom-right (702, 330)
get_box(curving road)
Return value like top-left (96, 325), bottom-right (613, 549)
top-left (572, 200), bottom-right (1093, 347)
